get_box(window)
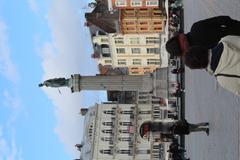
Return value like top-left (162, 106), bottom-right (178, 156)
top-left (139, 110), bottom-right (151, 114)
top-left (100, 149), bottom-right (113, 155)
top-left (154, 27), bottom-right (162, 30)
top-left (118, 59), bottom-right (127, 65)
top-left (131, 48), bottom-right (141, 54)
top-left (132, 59), bottom-right (142, 65)
top-left (126, 27), bottom-right (135, 31)
top-left (102, 48), bottom-right (110, 54)
top-left (101, 46), bottom-right (110, 54)
top-left (115, 37), bottom-right (124, 44)
top-left (131, 1), bottom-right (142, 6)
top-left (124, 9), bottom-right (135, 16)
top-left (119, 129), bottom-right (129, 133)
top-left (117, 149), bottom-right (131, 154)
top-left (147, 59), bottom-right (161, 65)
top-left (153, 21), bottom-right (162, 25)
top-left (147, 48), bottom-right (160, 54)
top-left (101, 137), bottom-right (113, 141)
top-left (118, 137), bottom-right (132, 141)
top-left (146, 1), bottom-right (159, 6)
top-left (130, 38), bottom-right (140, 44)
top-left (102, 129), bottom-right (113, 133)
top-left (131, 71), bottom-right (140, 75)
top-left (153, 10), bottom-right (161, 16)
top-left (105, 60), bottom-right (112, 64)
top-left (126, 21), bottom-right (135, 25)
top-left (115, 1), bottom-right (127, 7)
top-left (119, 122), bottom-right (132, 126)
top-left (102, 122), bottom-right (114, 126)
top-left (120, 110), bottom-right (133, 114)
top-left (139, 21), bottom-right (148, 25)
top-left (136, 149), bottom-right (150, 154)
top-left (104, 110), bottom-right (115, 115)
top-left (146, 37), bottom-right (160, 44)
top-left (131, 67), bottom-right (138, 70)
top-left (116, 48), bottom-right (125, 54)
top-left (101, 38), bottom-right (108, 43)
top-left (140, 27), bottom-right (148, 31)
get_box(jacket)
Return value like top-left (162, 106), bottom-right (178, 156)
top-left (207, 36), bottom-right (240, 95)
top-left (186, 16), bottom-right (240, 49)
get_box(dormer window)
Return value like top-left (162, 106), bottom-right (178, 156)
top-left (115, 0), bottom-right (127, 7)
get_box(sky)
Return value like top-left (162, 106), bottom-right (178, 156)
top-left (0, 0), bottom-right (106, 159)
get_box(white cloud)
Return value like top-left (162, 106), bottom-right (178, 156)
top-left (0, 89), bottom-right (23, 160)
top-left (28, 0), bottom-right (39, 14)
top-left (2, 90), bottom-right (22, 128)
top-left (6, 140), bottom-right (23, 160)
top-left (3, 90), bottom-right (21, 111)
top-left (40, 0), bottom-right (106, 158)
top-left (0, 126), bottom-right (23, 160)
top-left (0, 21), bottom-right (20, 84)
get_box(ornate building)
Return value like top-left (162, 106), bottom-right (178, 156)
top-left (77, 97), bottom-right (175, 160)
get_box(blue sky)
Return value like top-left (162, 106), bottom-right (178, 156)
top-left (0, 0), bottom-right (106, 159)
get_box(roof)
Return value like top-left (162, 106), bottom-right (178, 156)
top-left (85, 0), bottom-right (119, 33)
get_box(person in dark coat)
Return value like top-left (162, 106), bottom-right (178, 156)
top-left (171, 119), bottom-right (209, 135)
top-left (139, 120), bottom-right (209, 138)
top-left (166, 16), bottom-right (240, 57)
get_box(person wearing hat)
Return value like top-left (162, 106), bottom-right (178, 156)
top-left (166, 16), bottom-right (240, 57)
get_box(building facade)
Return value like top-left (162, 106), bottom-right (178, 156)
top-left (120, 8), bottom-right (165, 34)
top-left (85, 0), bottom-right (120, 34)
top-left (78, 96), bottom-right (175, 160)
top-left (92, 33), bottom-right (168, 75)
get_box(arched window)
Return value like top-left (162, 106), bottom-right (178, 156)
top-left (102, 129), bottom-right (113, 134)
top-left (119, 122), bottom-right (132, 126)
top-left (101, 137), bottom-right (113, 141)
top-left (118, 137), bottom-right (131, 141)
top-left (103, 110), bottom-right (115, 115)
top-left (100, 149), bottom-right (113, 155)
top-left (102, 122), bottom-right (113, 126)
top-left (117, 149), bottom-right (131, 154)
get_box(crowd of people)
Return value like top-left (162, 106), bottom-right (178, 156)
top-left (168, 138), bottom-right (190, 160)
top-left (163, 14), bottom-right (240, 160)
top-left (164, 1), bottom-right (240, 160)
top-left (168, 0), bottom-right (183, 35)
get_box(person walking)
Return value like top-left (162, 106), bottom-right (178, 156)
top-left (166, 16), bottom-right (240, 57)
top-left (139, 119), bottom-right (209, 138)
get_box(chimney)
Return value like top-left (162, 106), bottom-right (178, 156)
top-left (80, 108), bottom-right (89, 116)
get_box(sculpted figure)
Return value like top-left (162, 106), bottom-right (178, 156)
top-left (39, 78), bottom-right (69, 88)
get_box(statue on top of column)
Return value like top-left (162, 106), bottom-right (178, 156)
top-left (39, 78), bottom-right (69, 88)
